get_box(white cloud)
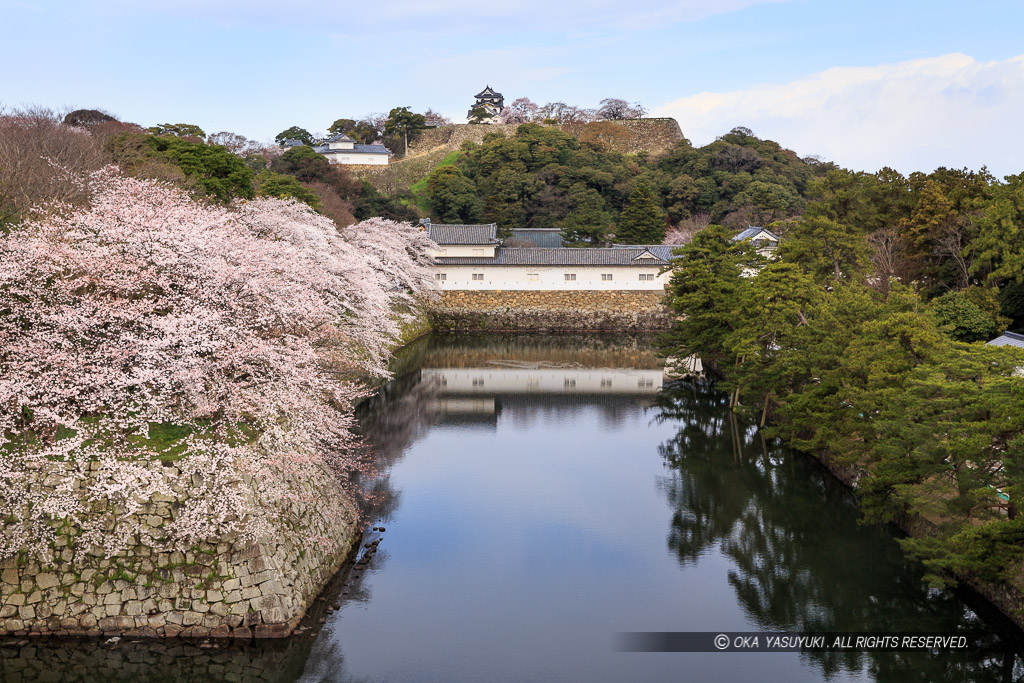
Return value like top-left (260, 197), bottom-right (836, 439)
top-left (654, 53), bottom-right (1024, 177)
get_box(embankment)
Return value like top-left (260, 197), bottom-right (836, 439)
top-left (809, 449), bottom-right (1024, 632)
top-left (428, 290), bottom-right (670, 332)
top-left (0, 458), bottom-right (358, 640)
top-left (0, 308), bottom-right (434, 641)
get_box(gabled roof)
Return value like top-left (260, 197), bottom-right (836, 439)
top-left (435, 247), bottom-right (670, 267)
top-left (474, 85), bottom-right (503, 99)
top-left (734, 226), bottom-right (779, 242)
top-left (426, 223), bottom-right (500, 245)
top-left (987, 331), bottom-right (1024, 349)
top-left (612, 244), bottom-right (684, 260)
top-left (325, 132), bottom-right (356, 143)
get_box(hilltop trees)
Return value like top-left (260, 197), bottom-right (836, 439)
top-left (275, 125), bottom-right (314, 146)
top-left (596, 98), bottom-right (646, 120)
top-left (328, 118), bottom-right (377, 144)
top-left (148, 122), bottom-right (206, 139)
top-left (384, 107), bottom-right (426, 156)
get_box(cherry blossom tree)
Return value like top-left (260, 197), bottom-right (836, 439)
top-left (498, 98), bottom-right (539, 124)
top-left (596, 98), bottom-right (647, 120)
top-left (0, 168), bottom-right (437, 561)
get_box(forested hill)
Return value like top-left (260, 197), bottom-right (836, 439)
top-left (413, 124), bottom-right (834, 245)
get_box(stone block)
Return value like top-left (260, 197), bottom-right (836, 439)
top-left (1, 568), bottom-right (18, 585)
top-left (6, 593), bottom-right (26, 607)
top-left (254, 622), bottom-right (291, 638)
top-left (182, 611), bottom-right (203, 626)
top-left (35, 574), bottom-right (59, 590)
top-left (25, 591), bottom-right (41, 605)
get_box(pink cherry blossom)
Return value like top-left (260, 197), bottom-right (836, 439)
top-left (0, 168), bottom-right (437, 561)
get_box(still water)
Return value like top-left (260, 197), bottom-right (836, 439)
top-left (3, 334), bottom-right (1023, 682)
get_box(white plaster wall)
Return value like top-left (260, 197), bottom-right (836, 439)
top-left (325, 154), bottom-right (388, 165)
top-left (434, 265), bottom-right (669, 290)
top-left (430, 245), bottom-right (497, 258)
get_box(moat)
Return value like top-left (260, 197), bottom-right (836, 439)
top-left (2, 334), bottom-right (1023, 682)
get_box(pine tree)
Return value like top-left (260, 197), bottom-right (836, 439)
top-left (616, 183), bottom-right (666, 244)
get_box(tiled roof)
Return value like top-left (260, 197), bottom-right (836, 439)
top-left (611, 244), bottom-right (684, 260)
top-left (325, 133), bottom-right (355, 143)
top-left (987, 331), bottom-right (1024, 349)
top-left (436, 247), bottom-right (670, 267)
top-left (313, 143), bottom-right (390, 155)
top-left (734, 226), bottom-right (779, 242)
top-left (509, 228), bottom-right (564, 248)
top-left (427, 223), bottom-right (499, 245)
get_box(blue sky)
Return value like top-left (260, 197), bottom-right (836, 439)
top-left (4, 0), bottom-right (1023, 176)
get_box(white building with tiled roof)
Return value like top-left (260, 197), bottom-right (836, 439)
top-left (313, 133), bottom-right (390, 165)
top-left (421, 219), bottom-right (677, 291)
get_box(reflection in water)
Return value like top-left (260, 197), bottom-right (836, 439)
top-left (4, 334), bottom-right (1024, 682)
top-left (652, 381), bottom-right (1024, 682)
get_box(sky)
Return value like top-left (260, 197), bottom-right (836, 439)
top-left (3, 0), bottom-right (1023, 176)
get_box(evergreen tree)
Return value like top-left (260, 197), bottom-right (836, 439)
top-left (616, 183), bottom-right (666, 244)
top-left (426, 165), bottom-right (479, 223)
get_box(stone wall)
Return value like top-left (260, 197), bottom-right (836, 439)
top-left (354, 119), bottom-right (686, 195)
top-left (428, 290), bottom-right (670, 332)
top-left (0, 459), bottom-right (359, 640)
top-left (408, 119), bottom-right (684, 158)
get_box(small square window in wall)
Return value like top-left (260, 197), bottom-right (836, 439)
top-left (527, 273), bottom-right (539, 282)
top-left (472, 248), bottom-right (484, 255)
top-left (564, 273), bottom-right (576, 281)
top-left (435, 273), bottom-right (446, 281)
top-left (601, 273), bottom-right (613, 281)
top-left (639, 273), bottom-right (655, 281)
top-left (472, 273), bottom-right (485, 281)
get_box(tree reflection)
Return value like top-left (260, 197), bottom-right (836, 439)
top-left (654, 380), bottom-right (1024, 682)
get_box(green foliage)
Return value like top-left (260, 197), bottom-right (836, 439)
top-left (970, 173), bottom-right (1024, 286)
top-left (664, 187), bottom-right (1024, 598)
top-left (901, 521), bottom-right (1024, 588)
top-left (663, 224), bottom-right (759, 369)
top-left (930, 289), bottom-right (1002, 342)
top-left (616, 183), bottom-right (666, 244)
top-left (426, 165), bottom-right (479, 223)
top-left (149, 136), bottom-right (254, 202)
top-left (384, 107), bottom-right (426, 156)
top-left (328, 118), bottom-right (376, 144)
top-left (254, 171), bottom-right (321, 210)
top-left (147, 123), bottom-right (206, 139)
top-left (778, 216), bottom-right (869, 283)
top-left (274, 126), bottom-right (314, 146)
top-left (271, 145), bottom-right (332, 183)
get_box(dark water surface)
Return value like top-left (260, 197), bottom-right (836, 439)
top-left (4, 334), bottom-right (1024, 682)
